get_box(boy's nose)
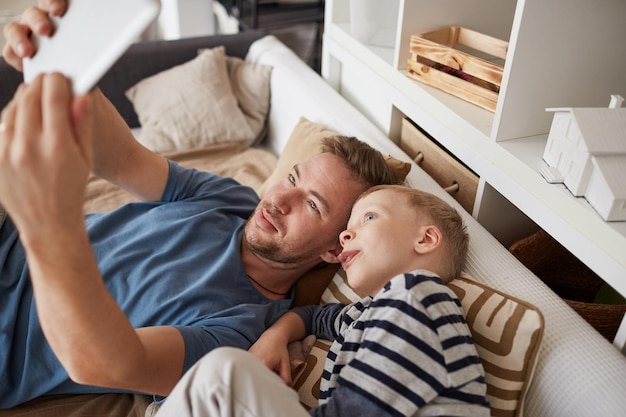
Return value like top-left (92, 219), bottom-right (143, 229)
top-left (339, 230), bottom-right (354, 247)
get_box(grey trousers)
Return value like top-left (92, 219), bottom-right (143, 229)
top-left (155, 347), bottom-right (310, 417)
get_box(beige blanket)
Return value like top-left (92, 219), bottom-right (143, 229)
top-left (84, 143), bottom-right (278, 212)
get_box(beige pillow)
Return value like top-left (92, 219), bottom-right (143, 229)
top-left (225, 55), bottom-right (271, 146)
top-left (257, 117), bottom-right (411, 196)
top-left (294, 271), bottom-right (544, 417)
top-left (126, 46), bottom-right (271, 153)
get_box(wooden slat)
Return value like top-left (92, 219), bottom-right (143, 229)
top-left (454, 26), bottom-right (508, 60)
top-left (410, 36), bottom-right (504, 85)
top-left (406, 59), bottom-right (499, 112)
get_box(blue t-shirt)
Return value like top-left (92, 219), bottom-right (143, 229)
top-left (0, 161), bottom-right (292, 408)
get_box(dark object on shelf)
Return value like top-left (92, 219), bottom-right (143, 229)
top-left (227, 0), bottom-right (324, 31)
top-left (509, 229), bottom-right (626, 342)
top-left (217, 0), bottom-right (324, 72)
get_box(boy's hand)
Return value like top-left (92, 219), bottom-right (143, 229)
top-left (249, 330), bottom-right (293, 386)
top-left (2, 0), bottom-right (68, 71)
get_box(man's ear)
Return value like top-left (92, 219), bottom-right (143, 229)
top-left (415, 225), bottom-right (442, 255)
top-left (320, 242), bottom-right (342, 264)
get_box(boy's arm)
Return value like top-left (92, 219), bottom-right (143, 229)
top-left (249, 312), bottom-right (307, 385)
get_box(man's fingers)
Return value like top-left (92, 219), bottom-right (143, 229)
top-left (2, 2), bottom-right (67, 71)
top-left (0, 91), bottom-right (18, 130)
top-left (70, 92), bottom-right (94, 166)
top-left (2, 21), bottom-right (34, 69)
top-left (14, 76), bottom-right (44, 152)
top-left (1, 6), bottom-right (57, 69)
top-left (0, 97), bottom-right (17, 154)
top-left (20, 6), bottom-right (56, 37)
top-left (41, 74), bottom-right (73, 146)
top-left (40, 0), bottom-right (68, 17)
top-left (281, 359), bottom-right (293, 386)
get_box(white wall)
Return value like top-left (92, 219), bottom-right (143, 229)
top-left (158, 0), bottom-right (215, 40)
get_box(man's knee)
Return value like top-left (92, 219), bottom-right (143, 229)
top-left (202, 347), bottom-right (249, 366)
top-left (193, 347), bottom-right (255, 379)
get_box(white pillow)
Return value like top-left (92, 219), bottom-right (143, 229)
top-left (126, 46), bottom-right (271, 153)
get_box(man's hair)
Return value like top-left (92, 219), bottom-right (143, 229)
top-left (360, 185), bottom-right (469, 282)
top-left (320, 136), bottom-right (399, 188)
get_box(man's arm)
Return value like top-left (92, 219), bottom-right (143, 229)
top-left (2, 1), bottom-right (170, 202)
top-left (88, 88), bottom-right (170, 201)
top-left (0, 74), bottom-right (185, 395)
top-left (249, 312), bottom-right (307, 385)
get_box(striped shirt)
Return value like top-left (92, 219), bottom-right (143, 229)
top-left (294, 270), bottom-right (489, 417)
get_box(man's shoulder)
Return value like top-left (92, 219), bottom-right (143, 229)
top-left (166, 160), bottom-right (259, 203)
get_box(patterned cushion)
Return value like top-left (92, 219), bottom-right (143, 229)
top-left (293, 271), bottom-right (544, 417)
top-left (449, 275), bottom-right (544, 417)
top-left (293, 339), bottom-right (332, 410)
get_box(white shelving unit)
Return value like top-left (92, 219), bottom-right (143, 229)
top-left (321, 0), bottom-right (626, 350)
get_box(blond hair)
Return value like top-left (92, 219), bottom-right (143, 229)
top-left (359, 185), bottom-right (469, 282)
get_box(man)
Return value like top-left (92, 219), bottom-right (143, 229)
top-left (0, 2), bottom-right (398, 409)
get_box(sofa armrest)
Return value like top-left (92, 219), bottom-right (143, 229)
top-left (0, 30), bottom-right (267, 128)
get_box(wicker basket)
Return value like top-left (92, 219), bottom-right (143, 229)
top-left (509, 229), bottom-right (626, 341)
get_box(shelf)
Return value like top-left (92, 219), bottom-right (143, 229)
top-left (323, 13), bottom-right (626, 300)
top-left (328, 22), bottom-right (495, 139)
top-left (494, 136), bottom-right (626, 295)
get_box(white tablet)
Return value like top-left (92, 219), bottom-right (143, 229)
top-left (23, 0), bottom-right (160, 95)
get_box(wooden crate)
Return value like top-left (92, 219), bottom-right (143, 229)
top-left (407, 26), bottom-right (507, 112)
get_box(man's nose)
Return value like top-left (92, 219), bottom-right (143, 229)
top-left (270, 189), bottom-right (297, 214)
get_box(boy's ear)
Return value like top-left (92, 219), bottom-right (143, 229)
top-left (321, 242), bottom-right (342, 264)
top-left (414, 225), bottom-right (442, 255)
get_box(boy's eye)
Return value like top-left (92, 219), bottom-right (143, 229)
top-left (288, 174), bottom-right (296, 185)
top-left (364, 213), bottom-right (375, 222)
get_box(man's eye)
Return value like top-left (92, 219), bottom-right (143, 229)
top-left (309, 201), bottom-right (319, 211)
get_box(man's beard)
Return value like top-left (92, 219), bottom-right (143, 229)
top-left (243, 217), bottom-right (333, 266)
top-left (243, 220), bottom-right (310, 265)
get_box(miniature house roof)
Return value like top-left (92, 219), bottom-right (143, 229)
top-left (546, 107), bottom-right (626, 154)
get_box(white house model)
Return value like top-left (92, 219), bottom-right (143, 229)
top-left (541, 95), bottom-right (626, 221)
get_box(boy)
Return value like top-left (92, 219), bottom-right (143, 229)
top-left (155, 185), bottom-right (490, 417)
